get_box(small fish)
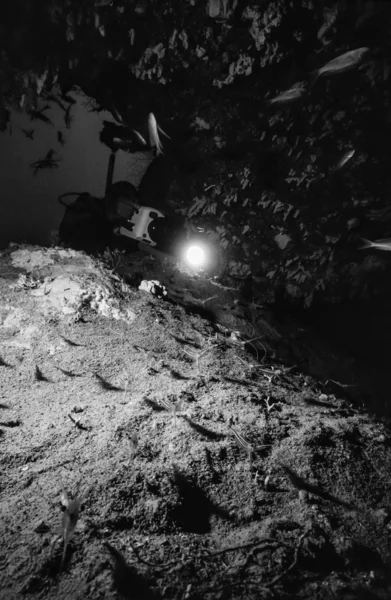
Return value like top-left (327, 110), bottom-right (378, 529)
top-left (229, 425), bottom-right (270, 461)
top-left (112, 136), bottom-right (130, 145)
top-left (311, 47), bottom-right (370, 83)
top-left (160, 397), bottom-right (184, 428)
top-left (367, 205), bottom-right (391, 222)
top-left (147, 113), bottom-right (163, 155)
top-left (61, 92), bottom-right (76, 104)
top-left (57, 131), bottom-right (65, 146)
top-left (31, 160), bottom-right (60, 175)
top-left (112, 129), bottom-right (150, 152)
top-left (58, 484), bottom-right (87, 571)
top-left (331, 148), bottom-right (355, 171)
top-left (64, 105), bottom-right (73, 129)
top-left (132, 128), bottom-right (148, 147)
top-left (317, 7), bottom-right (338, 41)
top-left (111, 137), bottom-right (137, 152)
top-left (22, 128), bottom-right (35, 140)
top-left (110, 106), bottom-right (124, 124)
top-left (281, 464), bottom-right (356, 510)
top-left (268, 86), bottom-right (306, 106)
top-left (129, 431), bottom-right (138, 459)
top-left (147, 113), bottom-right (170, 156)
top-left (157, 122), bottom-right (171, 140)
top-left (46, 94), bottom-right (67, 111)
top-left (29, 109), bottom-right (54, 127)
top-left (30, 151), bottom-right (61, 175)
top-left (359, 238), bottom-right (391, 251)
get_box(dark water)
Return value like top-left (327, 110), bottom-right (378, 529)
top-left (0, 92), bottom-right (149, 249)
top-left (280, 298), bottom-right (391, 419)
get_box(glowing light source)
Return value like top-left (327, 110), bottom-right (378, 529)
top-left (185, 245), bottom-right (206, 268)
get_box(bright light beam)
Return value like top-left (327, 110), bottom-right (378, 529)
top-left (185, 245), bottom-right (206, 268)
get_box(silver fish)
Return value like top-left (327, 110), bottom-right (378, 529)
top-left (110, 106), bottom-right (124, 124)
top-left (147, 113), bottom-right (161, 155)
top-left (359, 238), bottom-right (391, 251)
top-left (112, 137), bottom-right (135, 151)
top-left (317, 7), bottom-right (338, 41)
top-left (30, 150), bottom-right (61, 175)
top-left (58, 483), bottom-right (90, 571)
top-left (132, 129), bottom-right (148, 146)
top-left (312, 47), bottom-right (369, 82)
top-left (331, 149), bottom-right (355, 171)
top-left (60, 496), bottom-right (82, 570)
top-left (147, 113), bottom-right (170, 156)
top-left (367, 205), bottom-right (391, 222)
top-left (268, 86), bottom-right (306, 105)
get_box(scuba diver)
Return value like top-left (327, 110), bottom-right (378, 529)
top-left (58, 113), bottom-right (220, 274)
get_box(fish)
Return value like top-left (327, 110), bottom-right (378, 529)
top-left (367, 205), bottom-right (391, 222)
top-left (281, 464), bottom-right (356, 510)
top-left (112, 137), bottom-right (134, 150)
top-left (157, 122), bottom-right (171, 140)
top-left (31, 160), bottom-right (60, 175)
top-left (64, 104), bottom-right (73, 129)
top-left (61, 92), bottom-right (76, 104)
top-left (317, 7), bottom-right (338, 41)
top-left (147, 112), bottom-right (164, 155)
top-left (110, 106), bottom-right (124, 124)
top-left (58, 483), bottom-right (89, 571)
top-left (112, 137), bottom-right (141, 152)
top-left (359, 238), bottom-right (391, 251)
top-left (61, 496), bottom-right (81, 571)
top-left (268, 86), bottom-right (306, 106)
top-left (30, 150), bottom-right (61, 175)
top-left (311, 47), bottom-right (370, 83)
top-left (111, 128), bottom-right (150, 152)
top-left (57, 131), bottom-right (65, 146)
top-left (22, 128), bottom-right (35, 140)
top-left (132, 128), bottom-right (148, 147)
top-left (46, 93), bottom-right (67, 111)
top-left (147, 113), bottom-right (170, 155)
top-left (30, 158), bottom-right (60, 169)
top-left (331, 149), bottom-right (355, 171)
top-left (29, 109), bottom-right (54, 127)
